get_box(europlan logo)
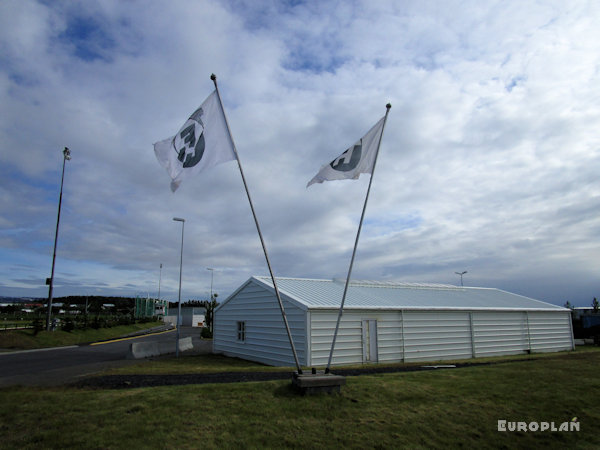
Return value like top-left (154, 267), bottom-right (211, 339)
top-left (498, 418), bottom-right (580, 432)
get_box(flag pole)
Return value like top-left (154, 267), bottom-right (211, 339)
top-left (325, 103), bottom-right (391, 373)
top-left (210, 74), bottom-right (303, 374)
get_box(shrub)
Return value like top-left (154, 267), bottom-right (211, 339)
top-left (201, 327), bottom-right (213, 339)
top-left (62, 318), bottom-right (75, 332)
top-left (32, 318), bottom-right (44, 335)
top-left (118, 315), bottom-right (131, 326)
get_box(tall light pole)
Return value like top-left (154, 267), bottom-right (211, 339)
top-left (455, 271), bottom-right (467, 287)
top-left (207, 267), bottom-right (214, 301)
top-left (157, 263), bottom-right (163, 301)
top-left (46, 147), bottom-right (71, 331)
top-left (173, 217), bottom-right (185, 357)
top-left (157, 263), bottom-right (163, 318)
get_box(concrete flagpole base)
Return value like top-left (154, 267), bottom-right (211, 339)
top-left (291, 370), bottom-right (346, 395)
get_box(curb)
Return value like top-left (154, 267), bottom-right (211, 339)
top-left (78, 324), bottom-right (175, 346)
top-left (0, 345), bottom-right (79, 356)
top-left (0, 324), bottom-right (175, 354)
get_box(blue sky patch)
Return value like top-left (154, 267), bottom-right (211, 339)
top-left (284, 48), bottom-right (348, 73)
top-left (58, 15), bottom-right (115, 62)
top-left (364, 214), bottom-right (423, 234)
top-left (505, 75), bottom-right (527, 92)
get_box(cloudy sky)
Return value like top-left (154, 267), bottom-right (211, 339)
top-left (1, 0), bottom-right (598, 306)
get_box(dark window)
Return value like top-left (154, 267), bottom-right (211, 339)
top-left (237, 321), bottom-right (245, 342)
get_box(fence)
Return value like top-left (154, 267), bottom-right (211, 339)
top-left (1, 313), bottom-right (161, 332)
top-left (1, 323), bottom-right (33, 331)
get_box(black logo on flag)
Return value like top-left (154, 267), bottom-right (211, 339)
top-left (174, 107), bottom-right (205, 168)
top-left (330, 141), bottom-right (361, 172)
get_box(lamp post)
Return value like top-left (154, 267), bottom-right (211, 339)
top-left (207, 267), bottom-right (214, 301)
top-left (173, 217), bottom-right (185, 357)
top-left (46, 147), bottom-right (71, 331)
top-left (455, 271), bottom-right (467, 287)
top-left (157, 263), bottom-right (163, 318)
top-left (157, 263), bottom-right (163, 301)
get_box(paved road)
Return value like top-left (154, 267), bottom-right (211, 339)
top-left (0, 327), bottom-right (211, 387)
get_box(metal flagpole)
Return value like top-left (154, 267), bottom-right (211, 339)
top-left (173, 217), bottom-right (185, 357)
top-left (325, 103), bottom-right (392, 373)
top-left (210, 74), bottom-right (303, 374)
top-left (46, 147), bottom-right (71, 331)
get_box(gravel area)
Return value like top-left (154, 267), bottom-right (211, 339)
top-left (71, 360), bottom-right (512, 389)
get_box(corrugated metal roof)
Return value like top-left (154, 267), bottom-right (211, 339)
top-left (253, 276), bottom-right (565, 311)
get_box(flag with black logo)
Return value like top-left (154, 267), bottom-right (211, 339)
top-left (154, 90), bottom-right (236, 192)
top-left (307, 116), bottom-right (386, 187)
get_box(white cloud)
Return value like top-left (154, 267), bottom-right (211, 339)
top-left (0, 0), bottom-right (598, 306)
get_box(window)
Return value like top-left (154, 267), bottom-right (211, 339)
top-left (237, 321), bottom-right (246, 342)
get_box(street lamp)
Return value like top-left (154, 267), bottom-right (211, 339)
top-left (455, 271), bottom-right (467, 287)
top-left (157, 263), bottom-right (163, 301)
top-left (46, 147), bottom-right (71, 331)
top-left (173, 217), bottom-right (185, 357)
top-left (157, 263), bottom-right (163, 318)
top-left (207, 267), bottom-right (214, 301)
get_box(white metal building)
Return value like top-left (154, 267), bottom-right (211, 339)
top-left (164, 307), bottom-right (206, 327)
top-left (213, 277), bottom-right (574, 367)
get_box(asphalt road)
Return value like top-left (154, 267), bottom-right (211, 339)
top-left (0, 326), bottom-right (211, 387)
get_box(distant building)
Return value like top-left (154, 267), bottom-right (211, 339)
top-left (165, 307), bottom-right (206, 327)
top-left (214, 277), bottom-right (574, 367)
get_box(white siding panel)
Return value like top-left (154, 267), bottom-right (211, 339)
top-left (528, 311), bottom-right (573, 353)
top-left (213, 282), bottom-right (306, 367)
top-left (377, 318), bottom-right (403, 362)
top-left (403, 311), bottom-right (472, 362)
top-left (472, 312), bottom-right (529, 357)
top-left (310, 311), bottom-right (362, 366)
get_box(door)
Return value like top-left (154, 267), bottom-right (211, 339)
top-left (362, 319), bottom-right (378, 363)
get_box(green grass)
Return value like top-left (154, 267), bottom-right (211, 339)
top-left (1, 348), bottom-right (598, 449)
top-left (102, 353), bottom-right (287, 375)
top-left (0, 321), bottom-right (163, 351)
top-left (101, 345), bottom-right (600, 376)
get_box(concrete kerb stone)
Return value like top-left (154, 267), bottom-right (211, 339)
top-left (127, 336), bottom-right (193, 359)
top-left (178, 336), bottom-right (193, 352)
top-left (127, 341), bottom-right (160, 359)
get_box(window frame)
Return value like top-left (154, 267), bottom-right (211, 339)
top-left (236, 321), bottom-right (246, 342)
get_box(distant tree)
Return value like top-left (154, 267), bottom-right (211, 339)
top-left (115, 298), bottom-right (134, 316)
top-left (32, 318), bottom-right (44, 335)
top-left (593, 297), bottom-right (599, 313)
top-left (62, 317), bottom-right (75, 332)
top-left (1, 304), bottom-right (18, 314)
top-left (200, 293), bottom-right (219, 333)
top-left (183, 300), bottom-right (204, 307)
top-left (89, 298), bottom-right (103, 318)
top-left (564, 301), bottom-right (573, 309)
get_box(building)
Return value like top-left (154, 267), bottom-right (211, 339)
top-left (164, 307), bottom-right (206, 327)
top-left (213, 276), bottom-right (574, 367)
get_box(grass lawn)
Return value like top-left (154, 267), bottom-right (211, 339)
top-left (0, 321), bottom-right (164, 351)
top-left (0, 348), bottom-right (598, 449)
top-left (99, 345), bottom-right (600, 376)
top-left (101, 352), bottom-right (289, 375)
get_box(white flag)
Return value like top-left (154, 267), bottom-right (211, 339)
top-left (307, 116), bottom-right (386, 187)
top-left (154, 91), bottom-right (236, 192)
